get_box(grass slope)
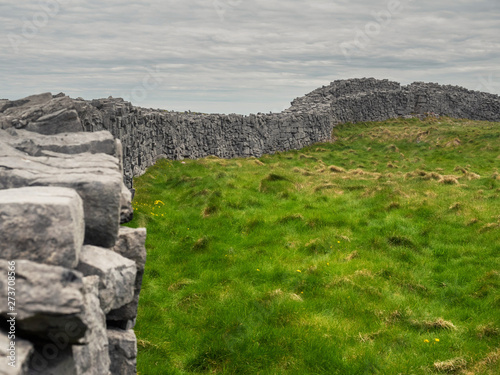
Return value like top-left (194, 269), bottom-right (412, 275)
top-left (127, 117), bottom-right (500, 374)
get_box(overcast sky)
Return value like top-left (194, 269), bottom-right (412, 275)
top-left (1, 0), bottom-right (499, 114)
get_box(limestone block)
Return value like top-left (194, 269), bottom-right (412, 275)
top-left (107, 228), bottom-right (147, 324)
top-left (76, 246), bottom-right (136, 314)
top-left (0, 329), bottom-right (33, 375)
top-left (110, 227), bottom-right (147, 269)
top-left (0, 187), bottom-right (84, 268)
top-left (0, 260), bottom-right (87, 343)
top-left (25, 276), bottom-right (111, 375)
top-left (2, 129), bottom-right (116, 157)
top-left (26, 109), bottom-right (83, 134)
top-left (72, 276), bottom-right (111, 375)
top-left (0, 144), bottom-right (122, 248)
top-left (107, 328), bottom-right (137, 375)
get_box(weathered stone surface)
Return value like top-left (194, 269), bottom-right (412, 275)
top-left (26, 277), bottom-right (111, 375)
top-left (0, 94), bottom-right (79, 132)
top-left (110, 227), bottom-right (147, 268)
top-left (1, 129), bottom-right (116, 157)
top-left (2, 80), bottom-right (500, 189)
top-left (107, 328), bottom-right (137, 375)
top-left (0, 329), bottom-right (33, 375)
top-left (107, 228), bottom-right (147, 325)
top-left (0, 187), bottom-right (84, 268)
top-left (72, 276), bottom-right (111, 375)
top-left (120, 183), bottom-right (133, 224)
top-left (76, 246), bottom-right (136, 314)
top-left (26, 109), bottom-right (82, 134)
top-left (0, 144), bottom-right (122, 248)
top-left (0, 260), bottom-right (87, 343)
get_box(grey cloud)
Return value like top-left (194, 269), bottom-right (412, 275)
top-left (0, 0), bottom-right (498, 114)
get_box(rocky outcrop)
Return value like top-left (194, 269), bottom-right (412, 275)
top-left (0, 126), bottom-right (146, 374)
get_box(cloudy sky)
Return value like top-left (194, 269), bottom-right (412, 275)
top-left (1, 0), bottom-right (499, 114)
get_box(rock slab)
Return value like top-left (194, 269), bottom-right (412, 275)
top-left (0, 186), bottom-right (84, 268)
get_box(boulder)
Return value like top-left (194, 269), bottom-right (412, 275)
top-left (0, 260), bottom-right (87, 343)
top-left (0, 187), bottom-right (84, 268)
top-left (107, 328), bottom-right (137, 375)
top-left (76, 246), bottom-right (136, 314)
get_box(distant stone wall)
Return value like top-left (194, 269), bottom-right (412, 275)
top-left (0, 126), bottom-right (145, 374)
top-left (0, 78), bottom-right (499, 374)
top-left (1, 78), bottom-right (499, 190)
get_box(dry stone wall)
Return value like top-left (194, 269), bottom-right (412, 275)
top-left (0, 122), bottom-right (145, 374)
top-left (0, 77), bottom-right (499, 374)
top-left (1, 78), bottom-right (499, 189)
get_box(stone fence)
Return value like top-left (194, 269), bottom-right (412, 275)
top-left (0, 125), bottom-right (145, 374)
top-left (0, 77), bottom-right (498, 374)
top-left (1, 78), bottom-right (499, 189)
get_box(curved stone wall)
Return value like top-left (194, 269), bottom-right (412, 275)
top-left (1, 78), bottom-right (498, 189)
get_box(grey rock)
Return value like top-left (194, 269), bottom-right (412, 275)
top-left (0, 260), bottom-right (87, 343)
top-left (120, 183), bottom-right (133, 224)
top-left (0, 187), bottom-right (84, 268)
top-left (107, 228), bottom-right (147, 325)
top-left (25, 277), bottom-right (111, 375)
top-left (107, 328), bottom-right (137, 375)
top-left (26, 109), bottom-right (83, 135)
top-left (2, 129), bottom-right (116, 157)
top-left (75, 246), bottom-right (136, 314)
top-left (72, 276), bottom-right (111, 375)
top-left (110, 227), bottom-right (147, 269)
top-left (0, 145), bottom-right (122, 248)
top-left (0, 329), bottom-right (33, 375)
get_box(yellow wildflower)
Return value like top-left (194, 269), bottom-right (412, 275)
top-left (435, 338), bottom-right (439, 342)
top-left (424, 339), bottom-right (429, 343)
top-left (297, 270), bottom-right (301, 273)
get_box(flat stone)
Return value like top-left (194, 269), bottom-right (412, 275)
top-left (0, 187), bottom-right (84, 268)
top-left (26, 109), bottom-right (82, 135)
top-left (2, 129), bottom-right (116, 157)
top-left (0, 329), bottom-right (33, 375)
top-left (107, 328), bottom-right (137, 375)
top-left (0, 260), bottom-right (87, 344)
top-left (76, 246), bottom-right (136, 314)
top-left (0, 145), bottom-right (122, 248)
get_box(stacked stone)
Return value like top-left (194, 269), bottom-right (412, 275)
top-left (1, 79), bottom-right (499, 191)
top-left (0, 98), bottom-right (146, 375)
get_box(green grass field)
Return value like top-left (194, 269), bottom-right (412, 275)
top-left (127, 117), bottom-right (500, 374)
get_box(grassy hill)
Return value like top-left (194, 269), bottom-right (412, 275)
top-left (127, 117), bottom-right (500, 374)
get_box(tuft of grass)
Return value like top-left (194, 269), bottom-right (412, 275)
top-left (433, 357), bottom-right (467, 373)
top-left (410, 318), bottom-right (457, 331)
